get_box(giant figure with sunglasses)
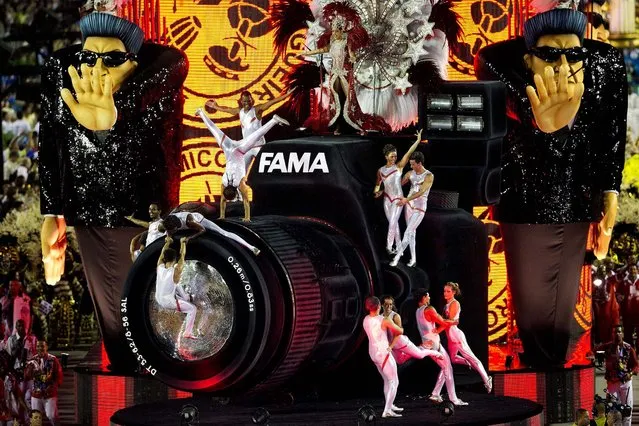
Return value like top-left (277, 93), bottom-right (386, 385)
top-left (475, 0), bottom-right (626, 368)
top-left (39, 9), bottom-right (187, 372)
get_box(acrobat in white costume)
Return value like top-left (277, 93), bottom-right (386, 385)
top-left (444, 297), bottom-right (492, 393)
top-left (416, 304), bottom-right (467, 405)
top-left (374, 132), bottom-right (423, 256)
top-left (385, 310), bottom-right (442, 364)
top-left (196, 108), bottom-right (287, 188)
top-left (363, 313), bottom-right (402, 417)
top-left (390, 165), bottom-right (433, 267)
top-left (239, 106), bottom-right (266, 171)
top-left (170, 211), bottom-right (259, 254)
top-left (155, 263), bottom-right (197, 338)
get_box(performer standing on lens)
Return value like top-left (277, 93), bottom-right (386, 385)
top-left (390, 153), bottom-right (433, 267)
top-left (195, 108), bottom-right (289, 222)
top-left (155, 237), bottom-right (198, 339)
top-left (374, 131), bottom-right (424, 256)
top-left (381, 295), bottom-right (443, 365)
top-left (158, 210), bottom-right (260, 256)
top-left (414, 289), bottom-right (467, 406)
top-left (206, 90), bottom-right (290, 171)
top-left (363, 296), bottom-right (404, 418)
top-left (475, 0), bottom-right (626, 367)
top-left (442, 282), bottom-right (492, 393)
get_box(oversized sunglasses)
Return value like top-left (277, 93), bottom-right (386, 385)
top-left (588, 12), bottom-right (610, 31)
top-left (76, 50), bottom-right (137, 67)
top-left (529, 46), bottom-right (588, 63)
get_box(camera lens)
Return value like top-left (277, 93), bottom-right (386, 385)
top-left (122, 216), bottom-right (371, 393)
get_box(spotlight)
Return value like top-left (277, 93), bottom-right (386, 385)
top-left (593, 278), bottom-right (603, 287)
top-left (179, 404), bottom-right (199, 425)
top-left (439, 400), bottom-right (455, 417)
top-left (356, 404), bottom-right (376, 423)
top-left (505, 355), bottom-right (513, 369)
top-left (251, 407), bottom-right (271, 425)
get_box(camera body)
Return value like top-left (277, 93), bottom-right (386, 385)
top-left (122, 136), bottom-right (488, 394)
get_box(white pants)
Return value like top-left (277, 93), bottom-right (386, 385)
top-left (430, 344), bottom-right (460, 403)
top-left (607, 380), bottom-right (633, 426)
top-left (447, 328), bottom-right (490, 387)
top-left (392, 335), bottom-right (441, 364)
top-left (372, 354), bottom-right (398, 415)
top-left (31, 396), bottom-right (58, 425)
top-left (393, 204), bottom-right (425, 263)
top-left (200, 218), bottom-right (258, 253)
top-left (158, 298), bottom-right (197, 337)
top-left (383, 197), bottom-right (403, 251)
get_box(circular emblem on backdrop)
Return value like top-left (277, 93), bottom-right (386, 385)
top-left (449, 0), bottom-right (513, 77)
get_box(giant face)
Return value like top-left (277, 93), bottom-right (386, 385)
top-left (524, 33), bottom-right (585, 88)
top-left (81, 37), bottom-right (138, 92)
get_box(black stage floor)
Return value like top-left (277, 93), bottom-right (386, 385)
top-left (111, 392), bottom-right (542, 425)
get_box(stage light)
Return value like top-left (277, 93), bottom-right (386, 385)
top-left (457, 95), bottom-right (484, 110)
top-left (593, 278), bottom-right (603, 287)
top-left (456, 116), bottom-right (484, 132)
top-left (356, 405), bottom-right (376, 423)
top-left (439, 400), bottom-right (455, 417)
top-left (427, 115), bottom-right (454, 131)
top-left (427, 94), bottom-right (453, 110)
top-left (251, 407), bottom-right (271, 424)
top-left (179, 404), bottom-right (199, 425)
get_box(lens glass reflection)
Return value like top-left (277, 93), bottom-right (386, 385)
top-left (149, 260), bottom-right (234, 361)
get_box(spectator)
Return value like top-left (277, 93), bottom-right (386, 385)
top-left (592, 402), bottom-right (606, 426)
top-left (596, 325), bottom-right (638, 426)
top-left (607, 410), bottom-right (622, 426)
top-left (26, 341), bottom-right (62, 426)
top-left (11, 111), bottom-right (30, 138)
top-left (2, 275), bottom-right (32, 336)
top-left (573, 408), bottom-right (590, 426)
top-left (3, 151), bottom-right (19, 182)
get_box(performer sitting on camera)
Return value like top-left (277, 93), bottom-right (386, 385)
top-left (363, 296), bottom-right (404, 418)
top-left (443, 282), bottom-right (492, 393)
top-left (195, 107), bottom-right (289, 222)
top-left (415, 289), bottom-right (467, 406)
top-left (158, 210), bottom-right (260, 256)
top-left (374, 130), bottom-right (425, 256)
top-left (390, 152), bottom-right (433, 267)
top-left (156, 237), bottom-right (198, 339)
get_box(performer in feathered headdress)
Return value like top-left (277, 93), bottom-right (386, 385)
top-left (270, 0), bottom-right (462, 132)
top-left (475, 0), bottom-right (626, 368)
top-left (39, 0), bottom-right (187, 372)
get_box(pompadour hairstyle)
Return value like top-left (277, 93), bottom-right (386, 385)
top-left (80, 13), bottom-right (144, 54)
top-left (523, 9), bottom-right (587, 49)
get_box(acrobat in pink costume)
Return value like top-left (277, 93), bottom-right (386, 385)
top-left (416, 305), bottom-right (465, 405)
top-left (385, 311), bottom-right (441, 364)
top-left (363, 314), bottom-right (398, 415)
top-left (196, 108), bottom-right (285, 188)
top-left (444, 300), bottom-right (491, 391)
top-left (391, 169), bottom-right (433, 266)
top-left (378, 165), bottom-right (403, 253)
top-left (155, 263), bottom-right (196, 337)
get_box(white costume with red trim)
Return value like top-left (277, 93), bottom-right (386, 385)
top-left (385, 311), bottom-right (441, 364)
top-left (378, 165), bottom-right (404, 252)
top-left (392, 169), bottom-right (432, 265)
top-left (363, 314), bottom-right (398, 415)
top-left (170, 212), bottom-right (258, 254)
top-left (444, 300), bottom-right (491, 389)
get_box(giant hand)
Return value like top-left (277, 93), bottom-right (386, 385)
top-left (526, 64), bottom-right (585, 133)
top-left (41, 216), bottom-right (68, 285)
top-left (60, 64), bottom-right (117, 131)
top-left (594, 192), bottom-right (618, 259)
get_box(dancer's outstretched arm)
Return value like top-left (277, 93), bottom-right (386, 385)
top-left (397, 129), bottom-right (424, 169)
top-left (205, 99), bottom-right (240, 116)
top-left (173, 238), bottom-right (187, 284)
top-left (158, 236), bottom-right (173, 267)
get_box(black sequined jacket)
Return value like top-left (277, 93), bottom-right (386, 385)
top-left (39, 43), bottom-right (187, 227)
top-left (475, 38), bottom-right (626, 224)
